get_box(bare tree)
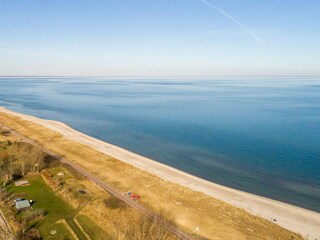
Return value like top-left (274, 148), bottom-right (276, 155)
top-left (0, 152), bottom-right (13, 187)
top-left (18, 156), bottom-right (28, 177)
top-left (31, 150), bottom-right (44, 173)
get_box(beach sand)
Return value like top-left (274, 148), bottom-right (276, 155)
top-left (0, 107), bottom-right (319, 239)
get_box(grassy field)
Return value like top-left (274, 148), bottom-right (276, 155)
top-left (47, 166), bottom-right (178, 240)
top-left (45, 223), bottom-right (76, 240)
top-left (6, 172), bottom-right (107, 240)
top-left (0, 112), bottom-right (304, 240)
top-left (6, 175), bottom-right (85, 239)
top-left (76, 215), bottom-right (109, 240)
top-left (3, 163), bottom-right (152, 240)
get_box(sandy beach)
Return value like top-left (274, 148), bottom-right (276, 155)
top-left (0, 107), bottom-right (319, 239)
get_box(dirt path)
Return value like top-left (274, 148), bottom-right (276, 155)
top-left (0, 210), bottom-right (15, 240)
top-left (4, 126), bottom-right (196, 240)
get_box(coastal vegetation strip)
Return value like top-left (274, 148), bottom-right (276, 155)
top-left (0, 135), bottom-right (179, 239)
top-left (0, 109), bottom-right (308, 239)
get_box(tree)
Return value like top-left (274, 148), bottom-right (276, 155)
top-left (18, 156), bottom-right (28, 177)
top-left (0, 151), bottom-right (12, 187)
top-left (31, 150), bottom-right (44, 173)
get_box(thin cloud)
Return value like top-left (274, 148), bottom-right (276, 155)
top-left (200, 0), bottom-right (265, 45)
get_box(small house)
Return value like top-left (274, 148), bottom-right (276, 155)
top-left (15, 200), bottom-right (32, 211)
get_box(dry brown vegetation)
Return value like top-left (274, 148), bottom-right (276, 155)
top-left (0, 112), bottom-right (304, 240)
top-left (0, 140), bottom-right (52, 187)
top-left (43, 166), bottom-right (178, 240)
top-left (0, 133), bottom-right (178, 239)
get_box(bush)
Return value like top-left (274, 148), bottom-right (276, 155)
top-left (10, 192), bottom-right (27, 201)
top-left (24, 209), bottom-right (47, 222)
top-left (1, 140), bottom-right (12, 149)
top-left (21, 228), bottom-right (41, 240)
top-left (0, 130), bottom-right (11, 136)
top-left (0, 190), bottom-right (5, 199)
top-left (104, 196), bottom-right (127, 209)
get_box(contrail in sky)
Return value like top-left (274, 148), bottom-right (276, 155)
top-left (200, 0), bottom-right (265, 45)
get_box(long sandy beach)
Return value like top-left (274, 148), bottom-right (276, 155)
top-left (0, 107), bottom-right (319, 239)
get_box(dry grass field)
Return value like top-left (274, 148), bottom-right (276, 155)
top-left (45, 166), bottom-right (178, 240)
top-left (0, 112), bottom-right (303, 240)
top-left (0, 132), bottom-right (177, 239)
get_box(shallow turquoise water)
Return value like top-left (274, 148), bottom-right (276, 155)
top-left (1, 77), bottom-right (319, 212)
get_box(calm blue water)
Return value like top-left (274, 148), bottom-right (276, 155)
top-left (1, 77), bottom-right (320, 212)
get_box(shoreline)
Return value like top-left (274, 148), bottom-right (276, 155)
top-left (0, 107), bottom-right (319, 239)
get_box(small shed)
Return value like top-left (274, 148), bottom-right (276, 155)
top-left (14, 179), bottom-right (30, 187)
top-left (15, 200), bottom-right (32, 211)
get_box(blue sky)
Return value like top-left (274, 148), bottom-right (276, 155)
top-left (0, 0), bottom-right (319, 76)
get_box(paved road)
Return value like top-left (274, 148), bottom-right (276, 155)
top-left (3, 125), bottom-right (197, 240)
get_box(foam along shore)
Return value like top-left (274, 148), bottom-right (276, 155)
top-left (0, 107), bottom-right (319, 239)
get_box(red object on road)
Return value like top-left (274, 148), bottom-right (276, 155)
top-left (130, 194), bottom-right (140, 200)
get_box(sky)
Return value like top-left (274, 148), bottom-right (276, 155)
top-left (0, 0), bottom-right (320, 76)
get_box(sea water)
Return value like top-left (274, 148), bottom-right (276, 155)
top-left (0, 77), bottom-right (319, 212)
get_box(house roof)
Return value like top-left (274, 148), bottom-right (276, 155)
top-left (14, 179), bottom-right (30, 186)
top-left (15, 200), bottom-right (31, 210)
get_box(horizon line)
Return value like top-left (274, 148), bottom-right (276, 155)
top-left (0, 75), bottom-right (320, 78)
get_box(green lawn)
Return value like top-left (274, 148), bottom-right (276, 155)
top-left (47, 167), bottom-right (72, 180)
top-left (6, 174), bottom-right (86, 240)
top-left (48, 167), bottom-right (91, 203)
top-left (66, 216), bottom-right (88, 240)
top-left (45, 223), bottom-right (76, 240)
top-left (47, 167), bottom-right (65, 176)
top-left (76, 215), bottom-right (110, 240)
